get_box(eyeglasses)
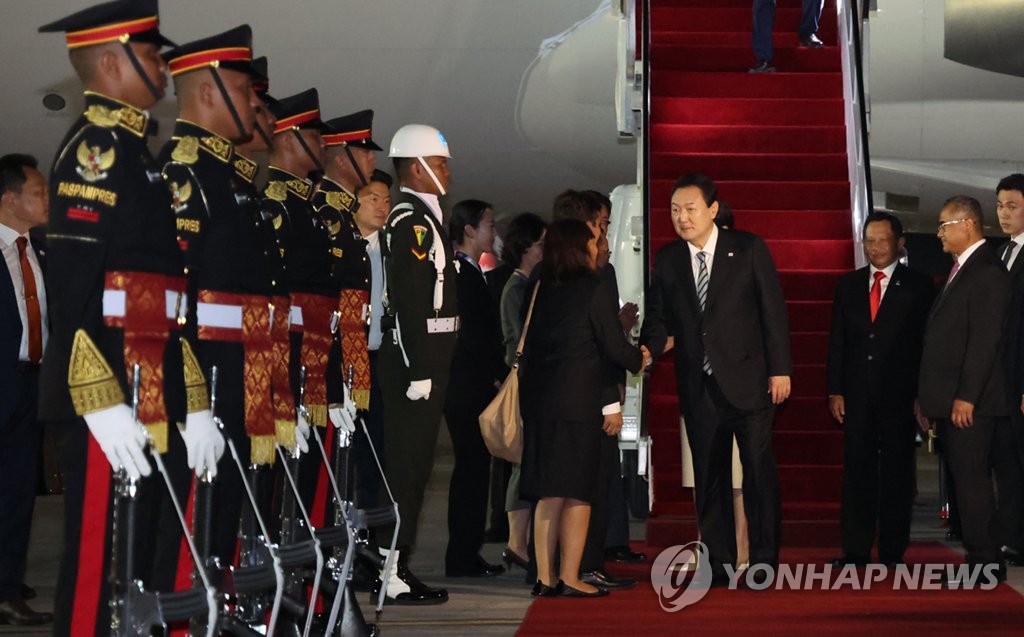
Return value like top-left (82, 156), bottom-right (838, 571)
top-left (937, 218), bottom-right (970, 233)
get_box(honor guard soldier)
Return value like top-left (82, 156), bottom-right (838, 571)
top-left (38, 1), bottom-right (222, 634)
top-left (265, 89), bottom-right (342, 513)
top-left (159, 26), bottom-right (294, 587)
top-left (374, 124), bottom-right (458, 605)
top-left (316, 110), bottom-right (382, 414)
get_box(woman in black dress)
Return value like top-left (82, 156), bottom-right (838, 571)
top-left (519, 219), bottom-right (649, 596)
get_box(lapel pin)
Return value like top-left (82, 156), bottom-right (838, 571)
top-left (727, 252), bottom-right (734, 257)
top-left (894, 280), bottom-right (901, 287)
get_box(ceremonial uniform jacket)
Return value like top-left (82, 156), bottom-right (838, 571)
top-left (382, 190), bottom-right (458, 382)
top-left (310, 177), bottom-right (370, 292)
top-left (40, 92), bottom-right (193, 451)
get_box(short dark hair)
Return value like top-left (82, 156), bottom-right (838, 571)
top-left (369, 168), bottom-right (393, 189)
top-left (862, 211), bottom-right (904, 239)
top-left (714, 200), bottom-right (735, 229)
top-left (541, 218), bottom-right (593, 283)
top-left (449, 199), bottom-right (493, 244)
top-left (392, 157), bottom-right (415, 180)
top-left (584, 189), bottom-right (612, 212)
top-left (501, 212), bottom-right (547, 267)
top-left (672, 173), bottom-right (717, 207)
top-left (0, 154), bottom-right (38, 197)
top-left (552, 189), bottom-right (601, 224)
top-left (997, 173), bottom-right (1024, 196)
top-left (944, 195), bottom-right (984, 226)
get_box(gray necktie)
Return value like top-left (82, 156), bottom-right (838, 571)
top-left (1003, 242), bottom-right (1017, 270)
top-left (696, 251), bottom-right (712, 375)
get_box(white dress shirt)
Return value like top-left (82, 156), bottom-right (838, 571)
top-left (868, 260), bottom-right (899, 303)
top-left (400, 186), bottom-right (443, 223)
top-left (366, 230), bottom-right (385, 351)
top-left (687, 223), bottom-right (720, 284)
top-left (0, 223), bottom-right (48, 361)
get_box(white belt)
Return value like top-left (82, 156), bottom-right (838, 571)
top-left (196, 301), bottom-right (278, 328)
top-left (102, 289), bottom-right (188, 322)
top-left (290, 305), bottom-right (303, 327)
top-left (426, 316), bottom-right (460, 334)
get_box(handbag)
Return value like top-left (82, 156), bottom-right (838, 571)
top-left (478, 282), bottom-right (540, 464)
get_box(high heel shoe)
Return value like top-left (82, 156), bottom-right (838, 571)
top-left (558, 580), bottom-right (609, 598)
top-left (531, 580), bottom-right (562, 597)
top-left (502, 548), bottom-right (529, 570)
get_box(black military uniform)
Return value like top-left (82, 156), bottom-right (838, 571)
top-left (37, 2), bottom-right (204, 634)
top-left (159, 26), bottom-right (292, 579)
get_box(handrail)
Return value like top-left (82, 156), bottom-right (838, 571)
top-left (614, 0), bottom-right (638, 136)
top-left (837, 0), bottom-right (875, 269)
top-left (642, 0), bottom-right (650, 285)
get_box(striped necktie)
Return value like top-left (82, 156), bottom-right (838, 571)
top-left (696, 251), bottom-right (712, 375)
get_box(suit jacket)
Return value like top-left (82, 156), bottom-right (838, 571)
top-left (918, 244), bottom-right (1011, 418)
top-left (641, 229), bottom-right (792, 413)
top-left (520, 273), bottom-right (643, 423)
top-left (999, 240), bottom-right (1024, 398)
top-left (826, 263), bottom-right (934, 415)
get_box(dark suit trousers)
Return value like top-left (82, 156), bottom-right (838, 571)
top-left (752, 0), bottom-right (824, 63)
top-left (687, 374), bottom-right (780, 574)
top-left (992, 411), bottom-right (1024, 551)
top-left (443, 389), bottom-right (494, 567)
top-left (840, 404), bottom-right (916, 562)
top-left (938, 416), bottom-right (1000, 564)
top-left (351, 349), bottom-right (386, 510)
top-left (0, 370), bottom-right (40, 601)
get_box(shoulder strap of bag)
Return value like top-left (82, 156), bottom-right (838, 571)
top-left (513, 282), bottom-right (540, 366)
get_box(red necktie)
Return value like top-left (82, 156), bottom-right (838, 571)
top-left (869, 270), bottom-right (885, 322)
top-left (15, 237), bottom-right (42, 364)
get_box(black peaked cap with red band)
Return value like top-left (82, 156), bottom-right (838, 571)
top-left (250, 56), bottom-right (280, 107)
top-left (269, 88), bottom-right (330, 134)
top-left (162, 24), bottom-right (255, 77)
top-left (323, 110), bottom-right (383, 151)
top-left (39, 0), bottom-right (174, 49)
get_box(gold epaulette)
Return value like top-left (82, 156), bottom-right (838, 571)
top-left (251, 434), bottom-right (276, 466)
top-left (265, 180), bottom-right (287, 202)
top-left (68, 329), bottom-right (125, 415)
top-left (181, 338), bottom-right (209, 413)
top-left (171, 136), bottom-right (200, 164)
top-left (324, 189), bottom-right (354, 213)
top-left (85, 101), bottom-right (148, 138)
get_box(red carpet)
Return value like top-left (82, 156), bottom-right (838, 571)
top-left (517, 543), bottom-right (1024, 636)
top-left (645, 0), bottom-right (851, 547)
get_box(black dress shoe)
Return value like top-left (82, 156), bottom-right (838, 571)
top-left (605, 546), bottom-right (647, 563)
top-left (445, 555), bottom-right (505, 578)
top-left (580, 569), bottom-right (636, 590)
top-left (798, 34), bottom-right (825, 48)
top-left (20, 585), bottom-right (36, 601)
top-left (558, 581), bottom-right (609, 598)
top-left (1001, 548), bottom-right (1024, 567)
top-left (370, 565), bottom-right (449, 606)
top-left (502, 548), bottom-right (529, 570)
top-left (830, 555), bottom-right (870, 567)
top-left (946, 529), bottom-right (961, 541)
top-left (0, 599), bottom-right (53, 626)
top-left (940, 562), bottom-right (1006, 588)
top-left (530, 580), bottom-right (562, 597)
top-left (749, 60), bottom-right (776, 74)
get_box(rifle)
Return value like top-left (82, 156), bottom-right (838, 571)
top-left (108, 364), bottom-right (217, 636)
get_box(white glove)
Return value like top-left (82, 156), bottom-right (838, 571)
top-left (83, 404), bottom-right (152, 480)
top-left (406, 379), bottom-right (432, 401)
top-left (329, 404), bottom-right (356, 433)
top-left (180, 409), bottom-right (225, 479)
top-left (295, 409), bottom-right (311, 455)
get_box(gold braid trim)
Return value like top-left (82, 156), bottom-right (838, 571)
top-left (181, 338), bottom-right (210, 412)
top-left (251, 435), bottom-right (276, 466)
top-left (68, 329), bottom-right (125, 415)
top-left (146, 422), bottom-right (169, 455)
top-left (306, 403), bottom-right (328, 428)
top-left (276, 419), bottom-right (296, 449)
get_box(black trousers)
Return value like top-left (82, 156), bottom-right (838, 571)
top-left (992, 411), bottom-right (1024, 551)
top-left (938, 416), bottom-right (1000, 564)
top-left (351, 349), bottom-right (386, 510)
top-left (377, 336), bottom-right (450, 550)
top-left (752, 0), bottom-right (825, 63)
top-left (443, 388), bottom-right (495, 568)
top-left (0, 370), bottom-right (41, 601)
top-left (839, 404), bottom-right (916, 562)
top-left (685, 374), bottom-right (780, 576)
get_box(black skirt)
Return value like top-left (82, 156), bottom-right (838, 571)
top-left (520, 413), bottom-right (604, 503)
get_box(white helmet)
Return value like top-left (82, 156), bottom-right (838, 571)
top-left (388, 124), bottom-right (452, 159)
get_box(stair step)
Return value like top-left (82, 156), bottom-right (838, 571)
top-left (653, 44), bottom-right (840, 73)
top-left (779, 270), bottom-right (845, 300)
top-left (651, 124), bottom-right (847, 154)
top-left (774, 430), bottom-right (844, 464)
top-left (649, 210), bottom-right (852, 242)
top-left (646, 510), bottom-right (840, 548)
top-left (791, 363), bottom-right (827, 398)
top-left (653, 464), bottom-right (843, 505)
top-left (789, 331), bottom-right (829, 365)
top-left (650, 179), bottom-right (850, 210)
top-left (774, 396), bottom-right (836, 431)
top-left (653, 97), bottom-right (845, 126)
top-left (653, 31), bottom-right (813, 48)
top-left (765, 239), bottom-right (855, 270)
top-left (654, 70), bottom-right (842, 99)
top-left (650, 152), bottom-right (848, 180)
top-left (787, 300), bottom-right (835, 332)
top-left (650, 7), bottom-right (837, 36)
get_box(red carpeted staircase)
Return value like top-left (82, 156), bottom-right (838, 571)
top-left (644, 0), bottom-right (853, 548)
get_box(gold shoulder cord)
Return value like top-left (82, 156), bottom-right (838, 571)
top-left (68, 329), bottom-right (126, 415)
top-left (181, 338), bottom-right (210, 413)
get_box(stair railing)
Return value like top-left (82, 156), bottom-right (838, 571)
top-left (838, 0), bottom-right (875, 268)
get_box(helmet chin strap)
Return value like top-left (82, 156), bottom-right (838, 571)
top-left (253, 120), bottom-right (273, 149)
top-left (120, 38), bottom-right (162, 103)
top-left (416, 156), bottom-right (445, 196)
top-left (344, 145), bottom-right (368, 187)
top-left (292, 128), bottom-right (325, 174)
top-left (208, 66), bottom-right (248, 141)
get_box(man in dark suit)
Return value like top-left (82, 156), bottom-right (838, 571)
top-left (826, 212), bottom-right (934, 567)
top-left (992, 174), bottom-right (1024, 566)
top-left (919, 195), bottom-right (1010, 585)
top-left (641, 173), bottom-right (792, 584)
top-left (0, 154), bottom-right (52, 626)
top-left (751, 0), bottom-right (825, 73)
